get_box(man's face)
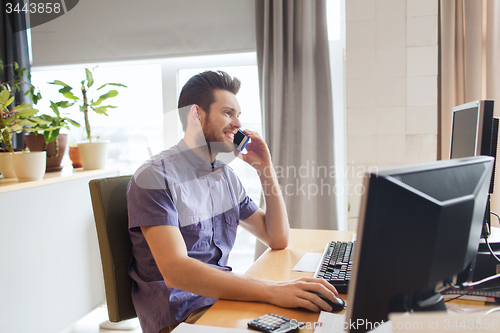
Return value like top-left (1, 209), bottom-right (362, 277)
top-left (201, 89), bottom-right (242, 153)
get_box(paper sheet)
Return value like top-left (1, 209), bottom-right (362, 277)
top-left (172, 323), bottom-right (249, 332)
top-left (312, 312), bottom-right (346, 332)
top-left (292, 252), bottom-right (323, 272)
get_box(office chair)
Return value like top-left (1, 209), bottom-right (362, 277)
top-left (89, 175), bottom-right (139, 329)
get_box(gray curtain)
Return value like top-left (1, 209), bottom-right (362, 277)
top-left (1, 0), bottom-right (30, 150)
top-left (255, 0), bottom-right (338, 230)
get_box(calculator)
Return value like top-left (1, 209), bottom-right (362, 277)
top-left (247, 313), bottom-right (304, 333)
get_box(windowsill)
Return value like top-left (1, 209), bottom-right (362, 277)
top-left (0, 165), bottom-right (120, 193)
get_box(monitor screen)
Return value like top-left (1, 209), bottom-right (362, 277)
top-left (450, 100), bottom-right (496, 194)
top-left (450, 100), bottom-right (494, 159)
top-left (345, 156), bottom-right (494, 333)
top-left (450, 106), bottom-right (480, 158)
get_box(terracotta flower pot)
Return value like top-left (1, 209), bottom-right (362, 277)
top-left (69, 146), bottom-right (83, 168)
top-left (25, 133), bottom-right (68, 172)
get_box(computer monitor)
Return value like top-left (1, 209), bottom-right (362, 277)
top-left (450, 100), bottom-right (497, 193)
top-left (345, 156), bottom-right (494, 333)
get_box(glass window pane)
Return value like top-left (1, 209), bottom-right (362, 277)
top-left (327, 0), bottom-right (341, 41)
top-left (31, 63), bottom-right (163, 174)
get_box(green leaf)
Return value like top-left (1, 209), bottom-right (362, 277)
top-left (96, 83), bottom-right (127, 90)
top-left (49, 101), bottom-right (60, 117)
top-left (1, 95), bottom-right (15, 108)
top-left (44, 129), bottom-right (60, 143)
top-left (13, 105), bottom-right (38, 117)
top-left (48, 80), bottom-right (71, 87)
top-left (9, 123), bottom-right (25, 132)
top-left (58, 86), bottom-right (79, 100)
top-left (86, 68), bottom-right (94, 88)
top-left (92, 90), bottom-right (119, 106)
top-left (55, 100), bottom-right (74, 108)
top-left (0, 89), bottom-right (11, 103)
top-left (30, 116), bottom-right (51, 126)
top-left (65, 117), bottom-right (81, 127)
top-left (91, 106), bottom-right (112, 115)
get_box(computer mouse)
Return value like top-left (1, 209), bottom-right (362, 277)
top-left (310, 292), bottom-right (345, 312)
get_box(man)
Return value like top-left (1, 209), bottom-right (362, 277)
top-left (127, 71), bottom-right (337, 333)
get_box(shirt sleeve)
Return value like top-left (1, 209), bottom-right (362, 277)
top-left (239, 195), bottom-right (259, 221)
top-left (127, 161), bottom-right (179, 230)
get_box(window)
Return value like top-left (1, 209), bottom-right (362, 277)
top-left (327, 0), bottom-right (347, 230)
top-left (327, 0), bottom-right (341, 41)
top-left (31, 63), bottom-right (163, 174)
top-left (31, 54), bottom-right (263, 274)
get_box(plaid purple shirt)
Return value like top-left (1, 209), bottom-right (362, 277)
top-left (126, 140), bottom-right (259, 333)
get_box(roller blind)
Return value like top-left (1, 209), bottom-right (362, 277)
top-left (31, 0), bottom-right (256, 66)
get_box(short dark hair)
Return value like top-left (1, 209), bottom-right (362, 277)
top-left (178, 70), bottom-right (241, 131)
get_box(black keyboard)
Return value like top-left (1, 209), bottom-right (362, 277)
top-left (313, 241), bottom-right (355, 294)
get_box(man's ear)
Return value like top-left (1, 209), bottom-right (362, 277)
top-left (190, 105), bottom-right (201, 122)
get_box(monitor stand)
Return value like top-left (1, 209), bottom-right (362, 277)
top-left (398, 289), bottom-right (447, 314)
top-left (413, 293), bottom-right (446, 312)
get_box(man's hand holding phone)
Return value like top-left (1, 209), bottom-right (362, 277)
top-left (234, 129), bottom-right (273, 174)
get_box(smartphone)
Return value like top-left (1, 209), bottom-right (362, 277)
top-left (234, 129), bottom-right (250, 152)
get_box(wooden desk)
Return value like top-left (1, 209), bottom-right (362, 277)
top-left (196, 229), bottom-right (353, 332)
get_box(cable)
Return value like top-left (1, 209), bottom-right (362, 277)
top-left (484, 236), bottom-right (500, 264)
top-left (483, 307), bottom-right (500, 316)
top-left (441, 213), bottom-right (500, 292)
top-left (481, 213), bottom-right (500, 264)
top-left (444, 294), bottom-right (464, 303)
top-left (490, 211), bottom-right (500, 222)
top-left (463, 273), bottom-right (500, 288)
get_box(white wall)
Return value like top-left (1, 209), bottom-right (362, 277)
top-left (345, 0), bottom-right (439, 230)
top-left (31, 0), bottom-right (256, 66)
top-left (0, 171), bottom-right (118, 333)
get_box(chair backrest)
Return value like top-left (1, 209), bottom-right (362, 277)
top-left (89, 175), bottom-right (136, 322)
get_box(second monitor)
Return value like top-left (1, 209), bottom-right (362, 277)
top-left (345, 156), bottom-right (494, 333)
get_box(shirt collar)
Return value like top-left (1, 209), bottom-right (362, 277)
top-left (176, 140), bottom-right (224, 179)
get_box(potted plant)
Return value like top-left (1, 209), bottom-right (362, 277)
top-left (25, 100), bottom-right (81, 171)
top-left (0, 58), bottom-right (43, 179)
top-left (49, 68), bottom-right (126, 170)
